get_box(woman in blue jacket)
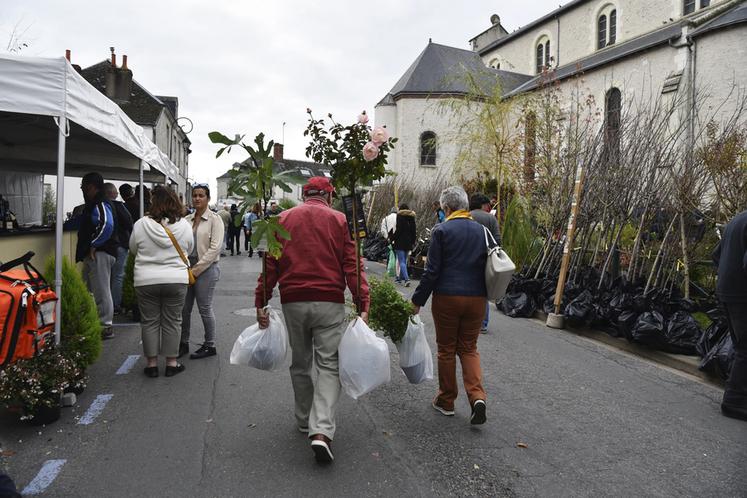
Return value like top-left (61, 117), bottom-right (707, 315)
top-left (411, 186), bottom-right (489, 425)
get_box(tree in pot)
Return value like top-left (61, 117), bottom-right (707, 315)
top-left (0, 344), bottom-right (84, 425)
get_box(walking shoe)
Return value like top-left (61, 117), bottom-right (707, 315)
top-left (721, 404), bottom-right (747, 422)
top-left (404, 281), bottom-right (411, 287)
top-left (143, 366), bottom-right (159, 378)
top-left (470, 399), bottom-right (487, 425)
top-left (431, 397), bottom-right (455, 416)
top-left (101, 326), bottom-right (114, 340)
top-left (164, 363), bottom-right (186, 377)
top-left (298, 426), bottom-right (309, 434)
top-left (237, 251), bottom-right (241, 255)
top-left (480, 326), bottom-right (488, 334)
top-left (178, 342), bottom-right (190, 359)
top-left (190, 344), bottom-right (217, 359)
top-left (310, 434), bottom-right (334, 463)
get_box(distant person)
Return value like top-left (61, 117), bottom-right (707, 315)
top-left (380, 207), bottom-right (399, 278)
top-left (255, 177), bottom-right (370, 464)
top-left (469, 193), bottom-right (501, 333)
top-left (130, 185), bottom-right (151, 221)
top-left (104, 183), bottom-right (134, 315)
top-left (713, 209), bottom-right (747, 422)
top-left (489, 195), bottom-right (498, 216)
top-left (129, 186), bottom-right (193, 377)
top-left (218, 205), bottom-right (231, 254)
top-left (267, 201), bottom-right (282, 217)
top-left (433, 201), bottom-right (446, 224)
top-left (411, 186), bottom-right (488, 425)
top-left (391, 203), bottom-right (416, 287)
top-left (243, 203), bottom-right (260, 257)
top-left (120, 183), bottom-right (138, 220)
top-left (180, 184), bottom-right (224, 359)
top-left (77, 172), bottom-right (119, 340)
top-left (228, 204), bottom-right (243, 255)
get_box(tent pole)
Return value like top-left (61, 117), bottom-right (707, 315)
top-left (54, 116), bottom-right (67, 346)
top-left (139, 160), bottom-right (144, 219)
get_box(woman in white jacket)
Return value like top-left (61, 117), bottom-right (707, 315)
top-left (129, 186), bottom-right (194, 377)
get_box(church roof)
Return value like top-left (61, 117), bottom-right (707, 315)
top-left (377, 41), bottom-right (532, 105)
top-left (690, 0), bottom-right (747, 38)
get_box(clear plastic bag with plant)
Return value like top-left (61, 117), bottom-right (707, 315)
top-left (229, 307), bottom-right (288, 371)
top-left (397, 315), bottom-right (433, 384)
top-left (339, 317), bottom-right (390, 399)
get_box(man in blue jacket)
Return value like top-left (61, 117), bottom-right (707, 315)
top-left (76, 172), bottom-right (118, 340)
top-left (713, 209), bottom-right (747, 421)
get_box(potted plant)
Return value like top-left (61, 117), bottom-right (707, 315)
top-left (305, 109), bottom-right (397, 313)
top-left (0, 344), bottom-right (85, 425)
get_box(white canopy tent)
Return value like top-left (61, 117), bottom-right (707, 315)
top-left (0, 53), bottom-right (179, 343)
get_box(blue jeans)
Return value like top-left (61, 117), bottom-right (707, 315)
top-left (110, 246), bottom-right (128, 311)
top-left (395, 250), bottom-right (409, 282)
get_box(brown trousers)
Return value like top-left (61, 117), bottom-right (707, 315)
top-left (432, 294), bottom-right (487, 410)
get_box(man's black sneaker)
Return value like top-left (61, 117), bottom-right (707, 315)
top-left (310, 434), bottom-right (334, 463)
top-left (470, 399), bottom-right (487, 425)
top-left (190, 344), bottom-right (217, 359)
top-left (178, 342), bottom-right (190, 358)
top-left (101, 327), bottom-right (114, 340)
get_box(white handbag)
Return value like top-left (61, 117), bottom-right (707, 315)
top-left (483, 227), bottom-right (515, 302)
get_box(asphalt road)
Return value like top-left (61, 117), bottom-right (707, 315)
top-left (1, 255), bottom-right (745, 497)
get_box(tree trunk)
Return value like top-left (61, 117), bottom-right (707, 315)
top-left (679, 212), bottom-right (690, 300)
top-left (644, 216), bottom-right (676, 295)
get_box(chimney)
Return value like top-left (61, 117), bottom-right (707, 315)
top-left (65, 49), bottom-right (71, 61)
top-left (273, 143), bottom-right (284, 161)
top-left (104, 48), bottom-right (133, 104)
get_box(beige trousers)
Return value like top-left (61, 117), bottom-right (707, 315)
top-left (282, 301), bottom-right (346, 440)
top-left (135, 283), bottom-right (188, 358)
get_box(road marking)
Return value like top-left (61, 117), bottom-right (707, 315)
top-left (21, 459), bottom-right (66, 495)
top-left (116, 355), bottom-right (141, 375)
top-left (77, 394), bottom-right (113, 425)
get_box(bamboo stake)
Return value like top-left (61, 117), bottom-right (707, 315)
top-left (644, 215), bottom-right (676, 295)
top-left (351, 187), bottom-right (362, 313)
top-left (553, 166), bottom-right (586, 315)
top-left (627, 208), bottom-right (648, 280)
top-left (597, 222), bottom-right (625, 291)
top-left (678, 212), bottom-right (690, 299)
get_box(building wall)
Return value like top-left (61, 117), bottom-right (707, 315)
top-left (481, 0), bottom-right (730, 75)
top-left (152, 110), bottom-right (189, 194)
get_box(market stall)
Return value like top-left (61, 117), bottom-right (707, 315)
top-left (0, 53), bottom-right (178, 343)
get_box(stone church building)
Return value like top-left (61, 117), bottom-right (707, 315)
top-left (375, 0), bottom-right (746, 181)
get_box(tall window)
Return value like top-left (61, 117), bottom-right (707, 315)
top-left (598, 15), bottom-right (607, 49)
top-left (604, 88), bottom-right (622, 164)
top-left (598, 8), bottom-right (617, 50)
top-left (609, 10), bottom-right (617, 45)
top-left (700, 0), bottom-right (710, 7)
top-left (420, 131), bottom-right (437, 166)
top-left (684, 0), bottom-right (696, 14)
top-left (536, 37), bottom-right (550, 74)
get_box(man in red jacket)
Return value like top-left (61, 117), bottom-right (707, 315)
top-left (255, 177), bottom-right (370, 464)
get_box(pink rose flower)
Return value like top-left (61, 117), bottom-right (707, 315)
top-left (358, 111), bottom-right (369, 124)
top-left (370, 126), bottom-right (390, 145)
top-left (362, 141), bottom-right (379, 162)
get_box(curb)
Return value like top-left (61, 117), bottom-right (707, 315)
top-left (532, 310), bottom-right (724, 388)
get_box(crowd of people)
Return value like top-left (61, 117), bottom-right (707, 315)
top-left (71, 171), bottom-right (745, 470)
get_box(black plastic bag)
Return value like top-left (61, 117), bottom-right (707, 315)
top-left (663, 311), bottom-right (702, 355)
top-left (631, 311), bottom-right (666, 348)
top-left (499, 292), bottom-right (536, 318)
top-left (699, 332), bottom-right (736, 380)
top-left (564, 290), bottom-right (595, 326)
top-left (616, 310), bottom-right (639, 341)
top-left (696, 318), bottom-right (728, 358)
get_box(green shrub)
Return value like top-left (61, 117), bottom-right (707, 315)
top-left (501, 196), bottom-right (541, 270)
top-left (122, 252), bottom-right (136, 312)
top-left (44, 257), bottom-right (102, 368)
top-left (369, 277), bottom-right (413, 343)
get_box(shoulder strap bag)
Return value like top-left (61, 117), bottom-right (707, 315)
top-left (483, 226), bottom-right (515, 302)
top-left (164, 225), bottom-right (196, 286)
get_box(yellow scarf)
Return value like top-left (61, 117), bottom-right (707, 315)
top-left (446, 209), bottom-right (473, 221)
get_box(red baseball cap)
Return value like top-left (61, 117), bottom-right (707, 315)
top-left (302, 176), bottom-right (335, 195)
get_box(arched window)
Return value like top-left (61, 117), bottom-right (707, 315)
top-left (604, 88), bottom-right (622, 164)
top-left (609, 10), bottom-right (617, 45)
top-left (598, 14), bottom-right (608, 49)
top-left (535, 37), bottom-right (550, 74)
top-left (420, 131), bottom-right (437, 166)
top-left (684, 0), bottom-right (695, 14)
top-left (488, 58), bottom-right (500, 70)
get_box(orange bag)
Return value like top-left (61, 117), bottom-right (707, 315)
top-left (0, 252), bottom-right (57, 367)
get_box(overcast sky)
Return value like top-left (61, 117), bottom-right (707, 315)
top-left (3, 0), bottom-right (560, 199)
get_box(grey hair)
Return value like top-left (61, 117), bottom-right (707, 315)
top-left (440, 186), bottom-right (469, 212)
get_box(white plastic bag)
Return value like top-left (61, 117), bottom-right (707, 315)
top-left (338, 317), bottom-right (391, 399)
top-left (396, 315), bottom-right (433, 384)
top-left (229, 308), bottom-right (288, 371)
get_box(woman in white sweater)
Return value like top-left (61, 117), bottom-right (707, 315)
top-left (129, 186), bottom-right (194, 377)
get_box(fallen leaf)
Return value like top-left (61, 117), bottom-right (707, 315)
top-left (473, 464), bottom-right (480, 470)
top-left (248, 423), bottom-right (256, 428)
top-left (0, 450), bottom-right (16, 457)
top-left (517, 442), bottom-right (528, 449)
top-left (206, 419), bottom-right (213, 423)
